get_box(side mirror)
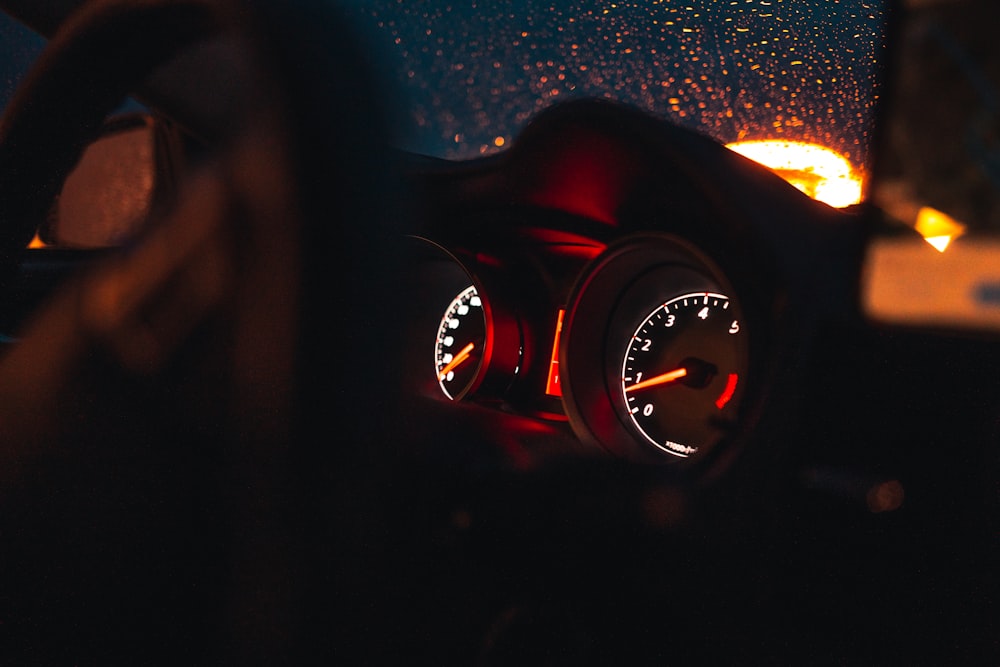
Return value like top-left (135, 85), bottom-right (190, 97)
top-left (41, 114), bottom-right (168, 248)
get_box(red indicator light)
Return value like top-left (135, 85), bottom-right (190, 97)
top-left (715, 373), bottom-right (739, 410)
top-left (545, 309), bottom-right (565, 397)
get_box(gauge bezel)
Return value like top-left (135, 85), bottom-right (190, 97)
top-left (560, 233), bottom-right (753, 470)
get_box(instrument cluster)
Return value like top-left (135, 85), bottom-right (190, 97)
top-left (398, 98), bottom-right (862, 477)
top-left (406, 231), bottom-right (755, 473)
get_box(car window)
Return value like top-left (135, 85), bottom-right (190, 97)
top-left (871, 0), bottom-right (1000, 234)
top-left (0, 12), bottom-right (45, 114)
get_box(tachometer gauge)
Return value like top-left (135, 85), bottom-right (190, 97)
top-left (434, 285), bottom-right (486, 399)
top-left (561, 234), bottom-right (753, 469)
top-left (620, 292), bottom-right (743, 458)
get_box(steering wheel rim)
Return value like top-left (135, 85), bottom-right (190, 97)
top-left (0, 0), bottom-right (399, 661)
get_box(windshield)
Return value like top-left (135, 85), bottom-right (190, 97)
top-left (353, 0), bottom-right (889, 206)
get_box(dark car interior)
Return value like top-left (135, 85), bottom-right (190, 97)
top-left (0, 0), bottom-right (997, 664)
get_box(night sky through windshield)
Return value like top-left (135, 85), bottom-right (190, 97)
top-left (358, 0), bottom-right (886, 173)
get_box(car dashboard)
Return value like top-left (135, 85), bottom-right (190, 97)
top-left (399, 98), bottom-right (861, 470)
top-left (386, 99), bottom-right (999, 663)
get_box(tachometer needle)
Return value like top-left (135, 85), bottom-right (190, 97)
top-left (438, 342), bottom-right (475, 381)
top-left (624, 367), bottom-right (688, 393)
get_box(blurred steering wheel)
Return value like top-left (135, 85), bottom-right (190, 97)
top-left (0, 0), bottom-right (398, 661)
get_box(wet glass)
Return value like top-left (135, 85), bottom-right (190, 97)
top-left (350, 0), bottom-right (888, 205)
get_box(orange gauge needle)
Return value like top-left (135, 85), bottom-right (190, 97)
top-left (624, 367), bottom-right (688, 393)
top-left (438, 342), bottom-right (475, 381)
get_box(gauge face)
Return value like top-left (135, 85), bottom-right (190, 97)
top-left (561, 235), bottom-right (755, 468)
top-left (620, 292), bottom-right (745, 458)
top-left (434, 285), bottom-right (487, 400)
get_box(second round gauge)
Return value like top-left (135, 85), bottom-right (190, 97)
top-left (435, 285), bottom-right (486, 399)
top-left (620, 292), bottom-right (743, 458)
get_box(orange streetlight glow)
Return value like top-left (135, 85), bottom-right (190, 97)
top-left (726, 140), bottom-right (863, 208)
top-left (914, 206), bottom-right (966, 253)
